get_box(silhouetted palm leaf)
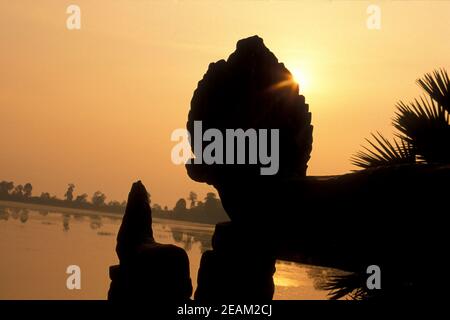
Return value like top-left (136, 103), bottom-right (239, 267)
top-left (393, 96), bottom-right (450, 163)
top-left (353, 69), bottom-right (450, 169)
top-left (320, 273), bottom-right (369, 300)
top-left (417, 68), bottom-right (450, 112)
top-left (351, 132), bottom-right (415, 169)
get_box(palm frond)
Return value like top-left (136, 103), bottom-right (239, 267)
top-left (393, 96), bottom-right (450, 163)
top-left (351, 132), bottom-right (416, 169)
top-left (320, 273), bottom-right (369, 300)
top-left (417, 68), bottom-right (450, 113)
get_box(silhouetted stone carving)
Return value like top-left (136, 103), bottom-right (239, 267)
top-left (115, 181), bottom-right (154, 262)
top-left (187, 35), bottom-right (313, 227)
top-left (195, 222), bottom-right (276, 301)
top-left (108, 181), bottom-right (192, 302)
top-left (187, 35), bottom-right (313, 190)
top-left (188, 35), bottom-right (310, 300)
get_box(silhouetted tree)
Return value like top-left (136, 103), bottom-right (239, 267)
top-left (0, 181), bottom-right (14, 195)
top-left (173, 198), bottom-right (187, 215)
top-left (204, 192), bottom-right (218, 210)
top-left (40, 192), bottom-right (51, 200)
top-left (65, 184), bottom-right (75, 201)
top-left (23, 183), bottom-right (32, 198)
top-left (188, 191), bottom-right (198, 208)
top-left (152, 203), bottom-right (162, 211)
top-left (108, 200), bottom-right (122, 210)
top-left (205, 192), bottom-right (217, 201)
top-left (75, 193), bottom-right (88, 203)
top-left (12, 184), bottom-right (24, 197)
top-left (92, 191), bottom-right (106, 207)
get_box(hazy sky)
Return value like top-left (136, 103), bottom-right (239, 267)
top-left (1, 1), bottom-right (449, 206)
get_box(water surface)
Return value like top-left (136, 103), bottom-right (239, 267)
top-left (0, 201), bottom-right (344, 300)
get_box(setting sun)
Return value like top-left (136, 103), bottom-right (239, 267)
top-left (289, 67), bottom-right (308, 93)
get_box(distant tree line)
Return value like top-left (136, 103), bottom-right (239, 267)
top-left (0, 181), bottom-right (228, 224)
top-left (153, 191), bottom-right (229, 224)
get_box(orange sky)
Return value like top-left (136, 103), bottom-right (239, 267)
top-left (1, 1), bottom-right (449, 206)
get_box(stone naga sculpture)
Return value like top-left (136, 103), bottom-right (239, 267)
top-left (186, 35), bottom-right (315, 300)
top-left (108, 181), bottom-right (192, 302)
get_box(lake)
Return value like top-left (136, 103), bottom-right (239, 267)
top-left (0, 201), bottom-right (346, 300)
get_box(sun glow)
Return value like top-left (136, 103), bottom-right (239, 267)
top-left (269, 67), bottom-right (310, 93)
top-left (289, 68), bottom-right (308, 93)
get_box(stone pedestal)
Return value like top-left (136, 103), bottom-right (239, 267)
top-left (108, 242), bottom-right (192, 302)
top-left (108, 181), bottom-right (192, 302)
top-left (195, 222), bottom-right (276, 301)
